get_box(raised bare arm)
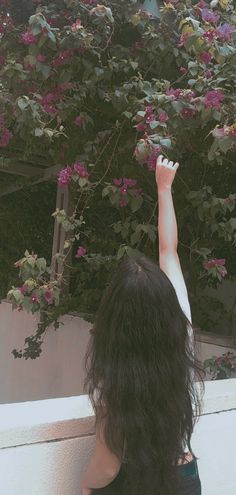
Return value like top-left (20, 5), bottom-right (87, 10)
top-left (156, 155), bottom-right (192, 323)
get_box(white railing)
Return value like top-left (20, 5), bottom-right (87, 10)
top-left (0, 380), bottom-right (236, 495)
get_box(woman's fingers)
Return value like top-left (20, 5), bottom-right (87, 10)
top-left (156, 155), bottom-right (179, 169)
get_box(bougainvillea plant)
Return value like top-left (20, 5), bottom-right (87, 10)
top-left (1, 0), bottom-right (236, 358)
top-left (204, 351), bottom-right (236, 379)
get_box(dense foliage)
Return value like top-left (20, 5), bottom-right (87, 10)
top-left (1, 0), bottom-right (236, 357)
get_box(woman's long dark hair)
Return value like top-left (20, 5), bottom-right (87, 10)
top-left (85, 256), bottom-right (204, 495)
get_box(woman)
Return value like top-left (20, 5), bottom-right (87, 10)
top-left (81, 156), bottom-right (203, 495)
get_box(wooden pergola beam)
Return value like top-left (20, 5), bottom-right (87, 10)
top-left (0, 160), bottom-right (43, 177)
top-left (0, 164), bottom-right (62, 198)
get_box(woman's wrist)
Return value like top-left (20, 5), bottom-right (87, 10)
top-left (157, 184), bottom-right (172, 193)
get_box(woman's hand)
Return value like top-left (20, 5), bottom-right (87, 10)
top-left (82, 488), bottom-right (92, 495)
top-left (155, 155), bottom-right (179, 190)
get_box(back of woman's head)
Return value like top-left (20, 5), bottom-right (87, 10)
top-left (85, 256), bottom-right (203, 495)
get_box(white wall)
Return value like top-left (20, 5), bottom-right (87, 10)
top-left (0, 301), bottom-right (235, 403)
top-left (0, 380), bottom-right (236, 495)
top-left (0, 301), bottom-right (91, 403)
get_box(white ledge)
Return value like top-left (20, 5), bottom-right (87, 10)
top-left (0, 380), bottom-right (236, 450)
top-left (0, 395), bottom-right (94, 449)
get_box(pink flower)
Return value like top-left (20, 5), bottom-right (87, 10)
top-left (53, 49), bottom-right (75, 68)
top-left (58, 166), bottom-right (73, 187)
top-left (71, 19), bottom-right (82, 32)
top-left (41, 93), bottom-right (58, 105)
top-left (44, 290), bottom-right (54, 305)
top-left (146, 145), bottom-right (162, 171)
top-left (123, 178), bottom-right (137, 187)
top-left (0, 13), bottom-right (14, 34)
top-left (159, 111), bottom-right (169, 123)
top-left (31, 294), bottom-right (39, 303)
top-left (36, 53), bottom-right (46, 62)
top-left (20, 285), bottom-right (28, 295)
top-left (181, 108), bottom-right (196, 119)
top-left (74, 115), bottom-right (85, 126)
top-left (204, 69), bottom-right (213, 79)
top-left (44, 104), bottom-right (57, 114)
top-left (136, 123), bottom-right (147, 132)
top-left (177, 33), bottom-right (190, 48)
top-left (0, 128), bottom-right (13, 148)
top-left (179, 67), bottom-right (188, 74)
top-left (203, 90), bottom-right (224, 109)
top-left (41, 92), bottom-right (59, 114)
top-left (203, 29), bottom-right (216, 43)
top-left (203, 258), bottom-right (227, 277)
top-left (119, 186), bottom-right (128, 195)
top-left (145, 106), bottom-right (154, 116)
top-left (24, 62), bottom-right (35, 71)
top-left (75, 246), bottom-right (86, 258)
top-left (20, 32), bottom-right (37, 45)
top-left (196, 0), bottom-right (207, 8)
top-left (113, 178), bottom-right (122, 186)
top-left (216, 24), bottom-right (235, 43)
top-left (0, 55), bottom-right (5, 65)
top-left (118, 199), bottom-right (128, 208)
top-left (166, 88), bottom-right (182, 99)
top-left (73, 162), bottom-right (89, 178)
top-left (201, 9), bottom-right (220, 24)
top-left (185, 90), bottom-right (196, 101)
top-left (213, 125), bottom-right (236, 138)
top-left (200, 51), bottom-right (213, 64)
top-left (146, 114), bottom-right (156, 123)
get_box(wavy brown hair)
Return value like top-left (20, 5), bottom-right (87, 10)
top-left (85, 256), bottom-right (203, 495)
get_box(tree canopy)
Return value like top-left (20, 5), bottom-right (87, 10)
top-left (1, 0), bottom-right (236, 357)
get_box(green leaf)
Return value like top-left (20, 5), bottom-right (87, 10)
top-left (47, 30), bottom-right (56, 43)
top-left (229, 218), bottom-right (236, 231)
top-left (171, 100), bottom-right (183, 113)
top-left (188, 79), bottom-right (196, 86)
top-left (130, 61), bottom-right (138, 70)
top-left (125, 246), bottom-right (143, 259)
top-left (160, 138), bottom-right (172, 149)
top-left (34, 128), bottom-right (44, 137)
top-left (130, 196), bottom-right (143, 213)
top-left (218, 137), bottom-right (233, 153)
top-left (40, 65), bottom-right (51, 79)
top-left (17, 97), bottom-right (29, 110)
top-left (117, 245), bottom-right (126, 260)
top-left (149, 121), bottom-right (159, 130)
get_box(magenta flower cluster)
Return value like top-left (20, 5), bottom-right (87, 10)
top-left (212, 124), bottom-right (236, 139)
top-left (201, 8), bottom-right (220, 25)
top-left (74, 114), bottom-right (85, 126)
top-left (135, 138), bottom-right (162, 171)
top-left (135, 105), bottom-right (169, 133)
top-left (58, 162), bottom-right (90, 187)
top-left (41, 92), bottom-right (60, 114)
top-left (200, 51), bottom-right (213, 65)
top-left (19, 32), bottom-right (37, 45)
top-left (53, 49), bottom-right (75, 68)
top-left (203, 90), bottom-right (224, 109)
top-left (113, 178), bottom-right (143, 208)
top-left (0, 127), bottom-right (13, 148)
top-left (75, 246), bottom-right (87, 258)
top-left (203, 258), bottom-right (227, 278)
top-left (202, 24), bottom-right (235, 44)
